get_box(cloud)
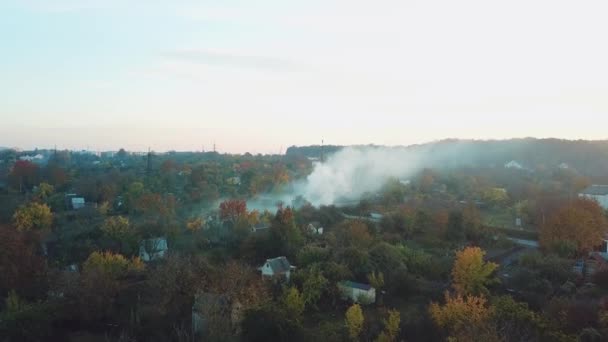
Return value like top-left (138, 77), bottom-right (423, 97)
top-left (164, 49), bottom-right (305, 72)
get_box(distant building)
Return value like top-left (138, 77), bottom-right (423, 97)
top-left (338, 281), bottom-right (376, 304)
top-left (307, 222), bottom-right (324, 235)
top-left (19, 154), bottom-right (45, 163)
top-left (579, 185), bottom-right (608, 209)
top-left (370, 213), bottom-right (384, 222)
top-left (71, 197), bottom-right (85, 210)
top-left (504, 160), bottom-right (524, 170)
top-left (558, 162), bottom-right (570, 170)
top-left (226, 176), bottom-right (241, 186)
top-left (139, 237), bottom-right (168, 262)
top-left (251, 223), bottom-right (270, 234)
top-left (259, 256), bottom-right (295, 280)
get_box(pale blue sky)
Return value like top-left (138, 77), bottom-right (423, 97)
top-left (1, 0), bottom-right (607, 153)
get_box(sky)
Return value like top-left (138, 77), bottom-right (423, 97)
top-left (1, 0), bottom-right (607, 153)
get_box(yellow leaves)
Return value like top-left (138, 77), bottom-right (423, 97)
top-left (429, 292), bottom-right (492, 332)
top-left (186, 217), bottom-right (205, 232)
top-left (540, 198), bottom-right (608, 253)
top-left (345, 303), bottom-right (365, 341)
top-left (83, 251), bottom-right (144, 279)
top-left (375, 309), bottom-right (401, 342)
top-left (13, 202), bottom-right (53, 232)
top-left (452, 247), bottom-right (498, 296)
top-left (101, 216), bottom-right (131, 240)
top-left (283, 287), bottom-right (305, 321)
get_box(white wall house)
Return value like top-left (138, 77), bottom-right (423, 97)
top-left (259, 256), bottom-right (295, 280)
top-left (338, 281), bottom-right (376, 304)
top-left (71, 197), bottom-right (85, 210)
top-left (307, 222), bottom-right (324, 235)
top-left (139, 237), bottom-right (168, 262)
top-left (579, 185), bottom-right (608, 210)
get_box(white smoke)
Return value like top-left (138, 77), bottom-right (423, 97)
top-left (298, 146), bottom-right (423, 206)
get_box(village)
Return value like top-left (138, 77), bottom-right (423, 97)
top-left (2, 139), bottom-right (608, 341)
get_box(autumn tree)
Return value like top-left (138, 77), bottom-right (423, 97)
top-left (452, 247), bottom-right (498, 296)
top-left (429, 292), bottom-right (495, 341)
top-left (9, 160), bottom-right (39, 192)
top-left (0, 225), bottom-right (47, 299)
top-left (375, 309), bottom-right (401, 342)
top-left (269, 206), bottom-right (303, 257)
top-left (220, 199), bottom-right (248, 225)
top-left (345, 303), bottom-right (365, 341)
top-left (13, 202), bottom-right (53, 232)
top-left (34, 182), bottom-right (54, 200)
top-left (101, 216), bottom-right (132, 241)
top-left (540, 198), bottom-right (608, 254)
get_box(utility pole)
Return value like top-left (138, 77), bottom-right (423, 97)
top-left (321, 139), bottom-right (325, 163)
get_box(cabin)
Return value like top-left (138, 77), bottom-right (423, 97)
top-left (307, 221), bottom-right (324, 235)
top-left (579, 185), bottom-right (608, 210)
top-left (71, 197), bottom-right (85, 210)
top-left (259, 256), bottom-right (295, 280)
top-left (338, 281), bottom-right (376, 304)
top-left (139, 237), bottom-right (168, 262)
top-left (504, 160), bottom-right (524, 170)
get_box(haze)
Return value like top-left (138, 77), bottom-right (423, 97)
top-left (1, 0), bottom-right (607, 153)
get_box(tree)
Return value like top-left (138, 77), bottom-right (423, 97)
top-left (35, 182), bottom-right (54, 200)
top-left (302, 265), bottom-right (328, 309)
top-left (82, 251), bottom-right (143, 279)
top-left (452, 247), bottom-right (498, 296)
top-left (219, 199), bottom-right (248, 225)
top-left (345, 303), bottom-right (364, 341)
top-left (283, 287), bottom-right (305, 322)
top-left (13, 203), bottom-right (53, 232)
top-left (446, 211), bottom-right (465, 242)
top-left (429, 292), bottom-right (494, 341)
top-left (367, 271), bottom-right (385, 290)
top-left (9, 160), bottom-right (39, 192)
top-left (375, 309), bottom-right (401, 342)
top-left (540, 198), bottom-right (608, 254)
top-left (101, 216), bottom-right (132, 241)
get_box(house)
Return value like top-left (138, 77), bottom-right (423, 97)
top-left (579, 185), bottom-right (608, 209)
top-left (251, 222), bottom-right (270, 233)
top-left (338, 281), bottom-right (376, 304)
top-left (259, 256), bottom-right (295, 280)
top-left (370, 212), bottom-right (384, 222)
top-left (139, 237), bottom-right (168, 262)
top-left (504, 160), bottom-right (524, 170)
top-left (307, 222), bottom-right (324, 235)
top-left (71, 197), bottom-right (85, 210)
top-left (559, 162), bottom-right (570, 170)
top-left (226, 176), bottom-right (241, 186)
top-left (192, 292), bottom-right (242, 335)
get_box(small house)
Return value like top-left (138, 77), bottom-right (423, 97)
top-left (139, 237), bottom-right (168, 262)
top-left (251, 223), bottom-right (270, 234)
top-left (579, 185), bottom-right (608, 210)
top-left (338, 281), bottom-right (376, 304)
top-left (259, 256), bottom-right (295, 280)
top-left (71, 197), bottom-right (85, 210)
top-left (307, 222), bottom-right (324, 235)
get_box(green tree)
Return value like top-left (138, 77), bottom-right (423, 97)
top-left (345, 303), bottom-right (364, 341)
top-left (283, 287), bottom-right (305, 322)
top-left (452, 247), bottom-right (498, 296)
top-left (302, 265), bottom-right (328, 309)
top-left (375, 309), bottom-right (401, 342)
top-left (13, 203), bottom-right (53, 232)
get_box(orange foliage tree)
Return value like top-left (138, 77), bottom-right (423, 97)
top-left (539, 198), bottom-right (608, 254)
top-left (220, 199), bottom-right (248, 225)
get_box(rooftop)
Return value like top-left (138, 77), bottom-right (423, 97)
top-left (581, 185), bottom-right (608, 196)
top-left (265, 256), bottom-right (292, 274)
top-left (340, 281), bottom-right (373, 291)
